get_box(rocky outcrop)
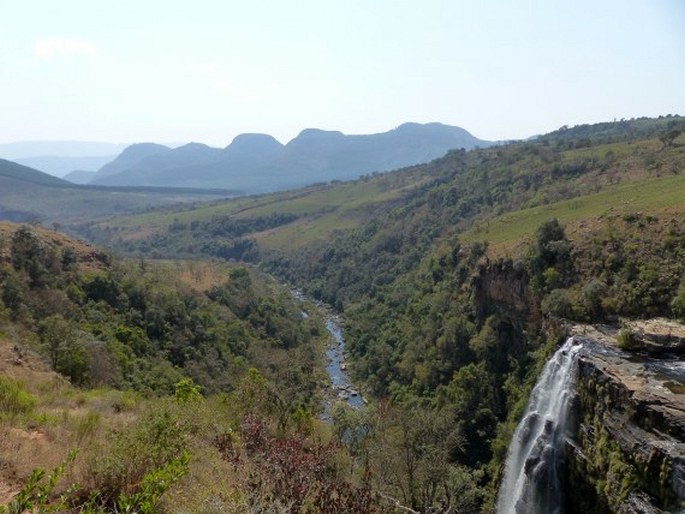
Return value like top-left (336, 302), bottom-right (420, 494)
top-left (564, 324), bottom-right (685, 513)
top-left (473, 259), bottom-right (540, 331)
top-left (624, 318), bottom-right (685, 355)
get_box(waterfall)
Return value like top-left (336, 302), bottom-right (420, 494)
top-left (496, 337), bottom-right (581, 514)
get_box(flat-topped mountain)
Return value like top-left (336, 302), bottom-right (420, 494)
top-left (88, 123), bottom-right (492, 192)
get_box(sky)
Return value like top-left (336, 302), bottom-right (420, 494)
top-left (1, 0), bottom-right (684, 147)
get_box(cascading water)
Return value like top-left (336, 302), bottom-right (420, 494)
top-left (496, 337), bottom-right (582, 514)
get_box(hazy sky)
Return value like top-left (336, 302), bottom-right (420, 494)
top-left (1, 0), bottom-right (683, 146)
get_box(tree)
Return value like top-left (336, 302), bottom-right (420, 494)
top-left (39, 315), bottom-right (91, 385)
top-left (659, 129), bottom-right (681, 148)
top-left (529, 219), bottom-right (574, 291)
top-left (582, 279), bottom-right (608, 319)
top-left (364, 402), bottom-right (480, 512)
top-left (11, 226), bottom-right (48, 287)
top-left (1, 269), bottom-right (26, 311)
top-left (541, 288), bottom-right (573, 318)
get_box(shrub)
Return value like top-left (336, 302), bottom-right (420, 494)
top-left (86, 403), bottom-right (189, 505)
top-left (0, 450), bottom-right (187, 514)
top-left (582, 279), bottom-right (608, 319)
top-left (672, 281), bottom-right (685, 323)
top-left (239, 415), bottom-right (378, 512)
top-left (174, 377), bottom-right (203, 404)
top-left (114, 452), bottom-right (190, 514)
top-left (616, 328), bottom-right (641, 351)
top-left (0, 377), bottom-right (37, 416)
top-left (75, 411), bottom-right (101, 443)
top-left (541, 289), bottom-right (573, 318)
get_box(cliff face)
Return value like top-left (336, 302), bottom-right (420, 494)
top-left (564, 325), bottom-right (685, 513)
top-left (473, 259), bottom-right (540, 331)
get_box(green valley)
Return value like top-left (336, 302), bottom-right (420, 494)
top-left (1, 116), bottom-right (684, 513)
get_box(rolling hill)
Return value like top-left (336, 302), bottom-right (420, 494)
top-left (0, 141), bottom-right (129, 178)
top-left (0, 159), bottom-right (73, 187)
top-left (14, 155), bottom-right (117, 178)
top-left (0, 158), bottom-right (235, 224)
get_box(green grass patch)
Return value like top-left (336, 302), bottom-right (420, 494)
top-left (461, 174), bottom-right (685, 246)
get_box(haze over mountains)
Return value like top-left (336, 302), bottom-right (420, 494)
top-left (65, 123), bottom-right (492, 194)
top-left (0, 157), bottom-right (233, 225)
top-left (0, 141), bottom-right (130, 178)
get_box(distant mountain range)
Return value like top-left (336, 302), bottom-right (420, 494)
top-left (0, 158), bottom-right (237, 225)
top-left (76, 123), bottom-right (492, 193)
top-left (15, 155), bottom-right (117, 177)
top-left (0, 141), bottom-right (129, 159)
top-left (0, 141), bottom-right (129, 178)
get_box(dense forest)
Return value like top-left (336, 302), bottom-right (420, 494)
top-left (1, 116), bottom-right (684, 512)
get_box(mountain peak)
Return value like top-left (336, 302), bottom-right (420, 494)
top-left (294, 128), bottom-right (345, 140)
top-left (117, 142), bottom-right (170, 159)
top-left (225, 133), bottom-right (283, 155)
top-left (394, 122), bottom-right (471, 136)
top-left (88, 123), bottom-right (491, 191)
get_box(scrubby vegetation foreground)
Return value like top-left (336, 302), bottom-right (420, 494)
top-left (0, 223), bottom-right (429, 513)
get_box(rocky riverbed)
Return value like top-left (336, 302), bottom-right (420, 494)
top-left (291, 290), bottom-right (365, 420)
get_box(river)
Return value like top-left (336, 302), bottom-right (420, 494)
top-left (292, 290), bottom-right (365, 419)
top-left (324, 317), bottom-right (365, 412)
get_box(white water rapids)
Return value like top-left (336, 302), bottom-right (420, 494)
top-left (496, 337), bottom-right (582, 514)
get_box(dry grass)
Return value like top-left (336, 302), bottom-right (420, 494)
top-left (0, 337), bottom-right (147, 504)
top-left (164, 260), bottom-right (230, 293)
top-left (0, 338), bottom-right (74, 494)
top-left (0, 334), bottom-right (253, 510)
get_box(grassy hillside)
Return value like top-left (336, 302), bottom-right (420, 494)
top-left (80, 164), bottom-right (434, 255)
top-left (460, 173), bottom-right (685, 252)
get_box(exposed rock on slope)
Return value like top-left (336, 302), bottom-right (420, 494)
top-left (566, 323), bottom-right (685, 513)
